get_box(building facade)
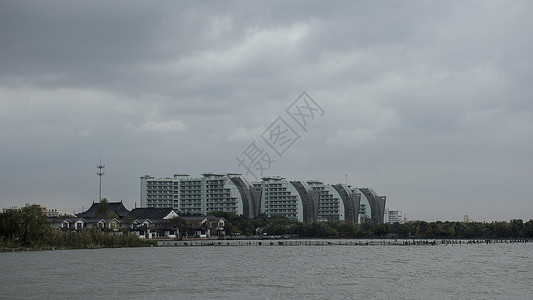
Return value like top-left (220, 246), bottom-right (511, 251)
top-left (385, 209), bottom-right (404, 224)
top-left (258, 176), bottom-right (302, 221)
top-left (306, 181), bottom-right (361, 223)
top-left (140, 173), bottom-right (257, 218)
top-left (355, 188), bottom-right (387, 224)
top-left (308, 180), bottom-right (344, 222)
top-left (256, 177), bottom-right (321, 222)
top-left (140, 173), bottom-right (387, 224)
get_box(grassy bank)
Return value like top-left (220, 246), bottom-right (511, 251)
top-left (1, 229), bottom-right (154, 252)
top-left (0, 228), bottom-right (154, 252)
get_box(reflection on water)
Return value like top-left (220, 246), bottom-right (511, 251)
top-left (1, 242), bottom-right (532, 299)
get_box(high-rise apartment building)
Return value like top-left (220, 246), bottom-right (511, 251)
top-left (140, 172), bottom-right (387, 223)
top-left (140, 173), bottom-right (258, 218)
top-left (356, 188), bottom-right (387, 224)
top-left (306, 181), bottom-right (362, 223)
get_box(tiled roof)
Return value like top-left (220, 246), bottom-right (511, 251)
top-left (76, 201), bottom-right (130, 218)
top-left (127, 208), bottom-right (176, 220)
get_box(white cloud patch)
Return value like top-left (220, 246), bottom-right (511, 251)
top-left (130, 120), bottom-right (189, 134)
top-left (227, 126), bottom-right (265, 141)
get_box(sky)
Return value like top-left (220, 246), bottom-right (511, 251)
top-left (1, 1), bottom-right (532, 221)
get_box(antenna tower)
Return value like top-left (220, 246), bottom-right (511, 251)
top-left (97, 159), bottom-right (105, 201)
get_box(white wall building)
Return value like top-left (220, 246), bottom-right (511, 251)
top-left (141, 172), bottom-right (387, 224)
top-left (385, 209), bottom-right (405, 224)
top-left (140, 173), bottom-right (259, 218)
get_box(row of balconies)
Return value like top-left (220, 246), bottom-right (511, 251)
top-left (266, 199), bottom-right (297, 203)
top-left (146, 182), bottom-right (172, 186)
top-left (147, 191), bottom-right (172, 195)
top-left (206, 195), bottom-right (232, 198)
top-left (206, 208), bottom-right (236, 212)
top-left (265, 183), bottom-right (283, 188)
top-left (319, 211), bottom-right (341, 215)
top-left (148, 201), bottom-right (172, 205)
top-left (319, 204), bottom-right (340, 209)
top-left (264, 205), bottom-right (296, 209)
top-left (181, 197), bottom-right (202, 201)
top-left (181, 204), bottom-right (201, 208)
top-left (266, 197), bottom-right (297, 202)
top-left (319, 210), bottom-right (340, 214)
top-left (147, 186), bottom-right (172, 190)
top-left (146, 197), bottom-right (173, 200)
top-left (206, 201), bottom-right (236, 205)
top-left (266, 209), bottom-right (296, 214)
top-left (180, 185), bottom-right (202, 188)
top-left (206, 205), bottom-right (236, 209)
top-left (180, 199), bottom-right (201, 203)
top-left (206, 199), bottom-right (236, 203)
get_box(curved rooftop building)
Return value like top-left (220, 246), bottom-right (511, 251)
top-left (307, 181), bottom-right (361, 223)
top-left (308, 181), bottom-right (344, 222)
top-left (258, 177), bottom-right (319, 222)
top-left (290, 181), bottom-right (320, 223)
top-left (332, 184), bottom-right (361, 223)
top-left (258, 176), bottom-right (302, 221)
top-left (140, 172), bottom-right (386, 223)
top-left (227, 173), bottom-right (260, 219)
top-left (357, 188), bottom-right (386, 224)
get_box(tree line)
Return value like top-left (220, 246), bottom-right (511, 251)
top-left (2, 206), bottom-right (532, 251)
top-left (208, 211), bottom-right (533, 239)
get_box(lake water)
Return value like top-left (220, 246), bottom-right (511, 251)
top-left (1, 241), bottom-right (532, 299)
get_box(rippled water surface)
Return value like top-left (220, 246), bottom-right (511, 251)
top-left (1, 241), bottom-right (532, 299)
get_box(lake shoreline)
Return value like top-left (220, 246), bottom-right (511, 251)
top-left (3, 237), bottom-right (530, 252)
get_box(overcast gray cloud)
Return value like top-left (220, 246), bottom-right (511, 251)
top-left (1, 0), bottom-right (532, 221)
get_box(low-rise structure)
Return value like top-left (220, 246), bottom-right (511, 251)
top-left (180, 215), bottom-right (226, 238)
top-left (123, 208), bottom-right (178, 239)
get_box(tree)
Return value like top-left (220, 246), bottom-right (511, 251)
top-left (525, 219), bottom-right (533, 238)
top-left (0, 207), bottom-right (22, 241)
top-left (0, 204), bottom-right (50, 247)
top-left (335, 222), bottom-right (361, 238)
top-left (19, 205), bottom-right (51, 246)
top-left (374, 223), bottom-right (390, 237)
top-left (493, 221), bottom-right (510, 238)
top-left (208, 211), bottom-right (257, 236)
top-left (165, 216), bottom-right (189, 237)
top-left (446, 225), bottom-right (456, 237)
top-left (509, 219), bottom-right (525, 238)
top-left (96, 198), bottom-right (109, 218)
top-left (396, 223), bottom-right (410, 238)
top-left (264, 215), bottom-right (292, 235)
top-left (224, 222), bottom-right (241, 235)
top-left (360, 222), bottom-right (375, 237)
